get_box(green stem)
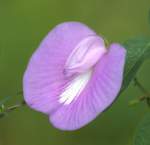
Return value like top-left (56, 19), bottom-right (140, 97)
top-left (0, 91), bottom-right (26, 118)
top-left (134, 78), bottom-right (149, 94)
top-left (133, 78), bottom-right (150, 106)
top-left (6, 100), bottom-right (26, 112)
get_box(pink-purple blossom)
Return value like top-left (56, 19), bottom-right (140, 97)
top-left (23, 22), bottom-right (126, 131)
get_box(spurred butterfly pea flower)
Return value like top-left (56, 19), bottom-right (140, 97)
top-left (23, 22), bottom-right (126, 131)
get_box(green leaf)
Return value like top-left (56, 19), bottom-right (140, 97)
top-left (120, 37), bottom-right (150, 93)
top-left (134, 112), bottom-right (150, 145)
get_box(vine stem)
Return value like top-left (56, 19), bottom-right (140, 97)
top-left (0, 91), bottom-right (26, 118)
top-left (131, 77), bottom-right (150, 106)
top-left (5, 100), bottom-right (26, 112)
top-left (134, 78), bottom-right (149, 94)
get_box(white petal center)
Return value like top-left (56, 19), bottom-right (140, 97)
top-left (59, 70), bottom-right (92, 105)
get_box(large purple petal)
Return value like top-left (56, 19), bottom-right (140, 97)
top-left (23, 22), bottom-right (96, 114)
top-left (49, 44), bottom-right (126, 130)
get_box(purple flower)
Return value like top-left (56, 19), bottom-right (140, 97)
top-left (23, 22), bottom-right (126, 131)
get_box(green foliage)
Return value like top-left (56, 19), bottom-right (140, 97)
top-left (120, 37), bottom-right (150, 93)
top-left (122, 36), bottom-right (150, 145)
top-left (134, 113), bottom-right (150, 145)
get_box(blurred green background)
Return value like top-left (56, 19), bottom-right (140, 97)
top-left (0, 0), bottom-right (150, 145)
